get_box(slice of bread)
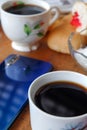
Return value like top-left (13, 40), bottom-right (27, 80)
top-left (47, 14), bottom-right (87, 54)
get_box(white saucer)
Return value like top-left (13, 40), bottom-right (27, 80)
top-left (43, 0), bottom-right (84, 13)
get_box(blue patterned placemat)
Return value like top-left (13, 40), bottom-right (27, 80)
top-left (0, 54), bottom-right (53, 130)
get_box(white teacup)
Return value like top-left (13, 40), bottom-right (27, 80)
top-left (0, 0), bottom-right (59, 52)
top-left (28, 71), bottom-right (87, 130)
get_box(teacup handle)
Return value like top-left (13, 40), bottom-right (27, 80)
top-left (49, 7), bottom-right (61, 26)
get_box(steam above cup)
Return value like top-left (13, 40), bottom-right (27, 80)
top-left (0, 0), bottom-right (59, 52)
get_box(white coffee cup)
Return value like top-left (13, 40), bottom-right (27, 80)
top-left (0, 0), bottom-right (59, 52)
top-left (28, 70), bottom-right (87, 130)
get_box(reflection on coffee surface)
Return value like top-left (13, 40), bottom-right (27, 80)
top-left (5, 4), bottom-right (46, 15)
top-left (35, 81), bottom-right (87, 117)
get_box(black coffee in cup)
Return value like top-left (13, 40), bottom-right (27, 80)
top-left (5, 4), bottom-right (46, 15)
top-left (35, 81), bottom-right (87, 117)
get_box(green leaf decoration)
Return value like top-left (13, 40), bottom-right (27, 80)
top-left (17, 1), bottom-right (24, 5)
top-left (24, 24), bottom-right (32, 36)
top-left (37, 32), bottom-right (44, 37)
top-left (34, 24), bottom-right (41, 29)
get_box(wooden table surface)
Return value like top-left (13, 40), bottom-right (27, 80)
top-left (0, 19), bottom-right (86, 130)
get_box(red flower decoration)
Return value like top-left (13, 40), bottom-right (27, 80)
top-left (70, 12), bottom-right (82, 28)
top-left (40, 22), bottom-right (44, 26)
top-left (13, 2), bottom-right (17, 6)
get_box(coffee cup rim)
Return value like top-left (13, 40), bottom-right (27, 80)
top-left (28, 70), bottom-right (87, 119)
top-left (0, 0), bottom-right (51, 17)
